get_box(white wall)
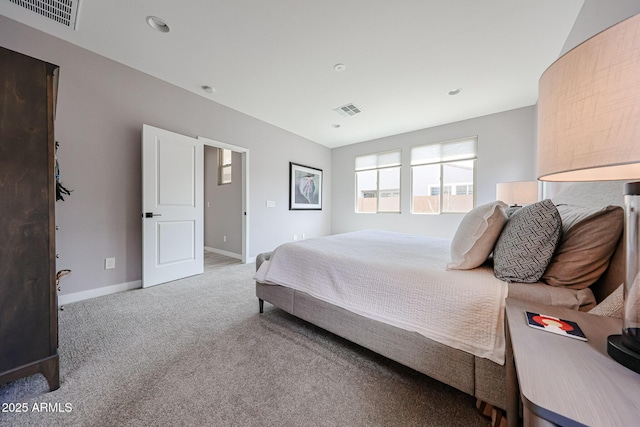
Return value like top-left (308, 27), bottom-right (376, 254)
top-left (331, 106), bottom-right (536, 238)
top-left (0, 15), bottom-right (331, 297)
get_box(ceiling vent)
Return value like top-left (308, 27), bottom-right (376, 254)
top-left (333, 103), bottom-right (362, 117)
top-left (7, 0), bottom-right (80, 29)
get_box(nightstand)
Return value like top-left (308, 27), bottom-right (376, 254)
top-left (505, 297), bottom-right (640, 427)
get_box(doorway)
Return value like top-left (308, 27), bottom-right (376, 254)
top-left (199, 136), bottom-right (250, 264)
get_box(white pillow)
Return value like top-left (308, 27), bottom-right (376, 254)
top-left (447, 201), bottom-right (508, 270)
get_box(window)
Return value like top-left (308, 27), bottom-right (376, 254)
top-left (218, 148), bottom-right (232, 185)
top-left (355, 150), bottom-right (401, 213)
top-left (411, 137), bottom-right (477, 214)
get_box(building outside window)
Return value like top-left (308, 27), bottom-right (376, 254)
top-left (411, 137), bottom-right (477, 214)
top-left (219, 148), bottom-right (232, 185)
top-left (355, 150), bottom-right (401, 213)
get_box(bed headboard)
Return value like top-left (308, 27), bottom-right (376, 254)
top-left (551, 181), bottom-right (626, 303)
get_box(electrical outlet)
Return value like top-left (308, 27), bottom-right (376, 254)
top-left (302, 233), bottom-right (306, 239)
top-left (293, 234), bottom-right (298, 241)
top-left (105, 257), bottom-right (115, 270)
top-left (223, 235), bottom-right (227, 242)
top-left (266, 200), bottom-right (276, 208)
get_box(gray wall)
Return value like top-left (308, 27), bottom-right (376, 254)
top-left (2, 1), bottom-right (638, 298)
top-left (204, 147), bottom-right (242, 256)
top-left (329, 1), bottom-right (640, 239)
top-left (560, 0), bottom-right (640, 56)
top-left (331, 106), bottom-right (536, 238)
top-left (0, 15), bottom-right (331, 296)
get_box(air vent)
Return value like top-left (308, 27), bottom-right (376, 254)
top-left (333, 103), bottom-right (362, 117)
top-left (7, 0), bottom-right (80, 29)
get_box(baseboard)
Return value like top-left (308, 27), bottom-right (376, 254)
top-left (204, 246), bottom-right (242, 260)
top-left (58, 250), bottom-right (252, 306)
top-left (58, 280), bottom-right (142, 306)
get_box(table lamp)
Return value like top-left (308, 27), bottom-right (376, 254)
top-left (496, 181), bottom-right (538, 207)
top-left (537, 12), bottom-right (640, 374)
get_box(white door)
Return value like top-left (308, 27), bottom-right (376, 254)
top-left (142, 124), bottom-right (204, 287)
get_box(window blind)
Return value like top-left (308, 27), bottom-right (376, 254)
top-left (411, 137), bottom-right (477, 166)
top-left (355, 150), bottom-right (401, 171)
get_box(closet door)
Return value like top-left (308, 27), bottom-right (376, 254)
top-left (0, 46), bottom-right (59, 391)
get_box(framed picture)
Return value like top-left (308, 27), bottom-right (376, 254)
top-left (289, 162), bottom-right (322, 210)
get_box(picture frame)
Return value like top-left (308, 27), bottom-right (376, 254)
top-left (289, 162), bottom-right (322, 210)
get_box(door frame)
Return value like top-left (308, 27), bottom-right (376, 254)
top-left (198, 136), bottom-right (250, 264)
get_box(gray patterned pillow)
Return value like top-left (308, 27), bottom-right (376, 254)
top-left (493, 199), bottom-right (561, 283)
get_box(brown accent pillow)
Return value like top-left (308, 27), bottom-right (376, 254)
top-left (588, 284), bottom-right (623, 319)
top-left (542, 205), bottom-right (623, 289)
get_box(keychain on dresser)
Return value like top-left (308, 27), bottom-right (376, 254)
top-left (56, 269), bottom-right (71, 311)
top-left (55, 141), bottom-right (72, 201)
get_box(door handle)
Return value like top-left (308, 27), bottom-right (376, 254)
top-left (143, 212), bottom-right (162, 218)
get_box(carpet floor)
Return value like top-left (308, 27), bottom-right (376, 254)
top-left (0, 263), bottom-right (489, 426)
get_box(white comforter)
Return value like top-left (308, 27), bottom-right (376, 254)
top-left (254, 230), bottom-right (509, 364)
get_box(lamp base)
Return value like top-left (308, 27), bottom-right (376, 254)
top-left (607, 335), bottom-right (640, 374)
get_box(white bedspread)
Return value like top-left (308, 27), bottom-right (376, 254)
top-left (254, 230), bottom-right (509, 364)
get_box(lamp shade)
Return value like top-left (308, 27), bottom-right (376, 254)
top-left (537, 13), bottom-right (640, 182)
top-left (496, 181), bottom-right (538, 205)
top-left (537, 13), bottom-right (640, 375)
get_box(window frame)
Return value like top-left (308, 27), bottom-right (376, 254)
top-left (410, 137), bottom-right (477, 215)
top-left (354, 149), bottom-right (402, 214)
top-left (218, 148), bottom-right (232, 185)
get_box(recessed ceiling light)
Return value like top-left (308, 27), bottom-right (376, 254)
top-left (334, 63), bottom-right (346, 72)
top-left (201, 85), bottom-right (215, 94)
top-left (448, 88), bottom-right (461, 95)
top-left (146, 16), bottom-right (170, 33)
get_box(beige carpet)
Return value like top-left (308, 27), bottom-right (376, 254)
top-left (0, 263), bottom-right (489, 426)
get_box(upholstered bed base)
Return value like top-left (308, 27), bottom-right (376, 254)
top-left (255, 182), bottom-right (627, 412)
top-left (256, 281), bottom-right (507, 408)
top-left (255, 254), bottom-right (507, 409)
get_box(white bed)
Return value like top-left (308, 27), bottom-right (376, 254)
top-left (255, 230), bottom-right (509, 364)
top-left (254, 181), bottom-right (625, 412)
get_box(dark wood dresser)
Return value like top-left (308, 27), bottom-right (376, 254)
top-left (0, 46), bottom-right (60, 391)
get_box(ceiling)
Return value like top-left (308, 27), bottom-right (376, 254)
top-left (0, 0), bottom-right (584, 148)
